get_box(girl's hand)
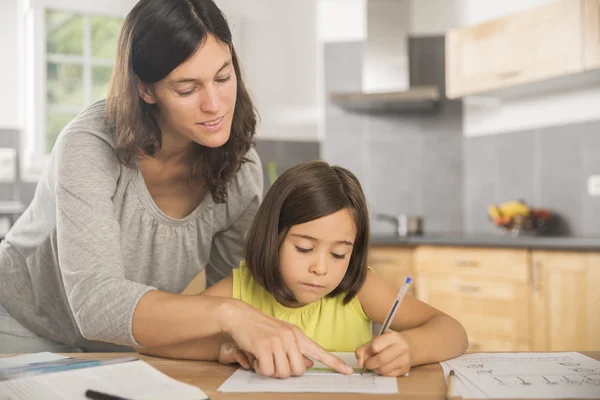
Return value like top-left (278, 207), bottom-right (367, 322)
top-left (217, 341), bottom-right (253, 370)
top-left (355, 331), bottom-right (412, 377)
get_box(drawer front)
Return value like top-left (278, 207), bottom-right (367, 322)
top-left (414, 246), bottom-right (529, 282)
top-left (417, 275), bottom-right (530, 345)
top-left (369, 247), bottom-right (412, 265)
top-left (369, 247), bottom-right (414, 295)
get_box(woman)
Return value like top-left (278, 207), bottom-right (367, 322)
top-left (0, 0), bottom-right (351, 376)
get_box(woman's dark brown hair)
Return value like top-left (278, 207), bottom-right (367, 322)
top-left (244, 160), bottom-right (370, 305)
top-left (106, 0), bottom-right (256, 203)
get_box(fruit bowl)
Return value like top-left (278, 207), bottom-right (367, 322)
top-left (488, 200), bottom-right (553, 237)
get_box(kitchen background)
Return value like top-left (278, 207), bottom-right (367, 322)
top-left (0, 0), bottom-right (599, 352)
top-left (1, 0), bottom-right (599, 238)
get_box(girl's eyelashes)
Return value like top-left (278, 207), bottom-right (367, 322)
top-left (294, 245), bottom-right (347, 260)
top-left (294, 246), bottom-right (312, 254)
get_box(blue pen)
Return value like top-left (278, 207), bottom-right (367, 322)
top-left (360, 276), bottom-right (413, 374)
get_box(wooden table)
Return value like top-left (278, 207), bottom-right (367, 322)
top-left (2, 352), bottom-right (599, 399)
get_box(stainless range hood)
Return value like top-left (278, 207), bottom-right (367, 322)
top-left (330, 0), bottom-right (441, 114)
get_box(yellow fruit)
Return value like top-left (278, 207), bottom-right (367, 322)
top-left (499, 200), bottom-right (530, 218)
top-left (488, 204), bottom-right (502, 220)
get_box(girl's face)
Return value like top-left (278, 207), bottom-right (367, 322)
top-left (279, 208), bottom-right (357, 307)
top-left (138, 34), bottom-right (237, 150)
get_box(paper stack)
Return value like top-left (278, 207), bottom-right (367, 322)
top-left (0, 352), bottom-right (209, 400)
top-left (441, 352), bottom-right (600, 399)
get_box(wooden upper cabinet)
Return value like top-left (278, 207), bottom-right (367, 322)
top-left (584, 0), bottom-right (600, 69)
top-left (446, 0), bottom-right (587, 99)
top-left (530, 251), bottom-right (600, 352)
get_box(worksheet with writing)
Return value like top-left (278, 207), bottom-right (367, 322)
top-left (442, 352), bottom-right (600, 399)
top-left (218, 352), bottom-right (398, 394)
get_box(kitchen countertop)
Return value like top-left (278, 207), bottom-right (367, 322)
top-left (370, 233), bottom-right (600, 251)
top-left (2, 234), bottom-right (598, 251)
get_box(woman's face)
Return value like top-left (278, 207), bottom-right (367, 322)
top-left (138, 34), bottom-right (238, 149)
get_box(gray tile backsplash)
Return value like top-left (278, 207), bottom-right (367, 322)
top-left (322, 38), bottom-right (464, 235)
top-left (254, 139), bottom-right (320, 197)
top-left (463, 120), bottom-right (600, 236)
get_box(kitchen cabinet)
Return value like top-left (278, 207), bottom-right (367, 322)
top-left (584, 0), bottom-right (600, 69)
top-left (531, 251), bottom-right (600, 351)
top-left (414, 246), bottom-right (531, 352)
top-left (446, 0), bottom-right (588, 99)
top-left (368, 246), bottom-right (415, 296)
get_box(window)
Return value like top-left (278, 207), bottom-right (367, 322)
top-left (44, 9), bottom-right (122, 152)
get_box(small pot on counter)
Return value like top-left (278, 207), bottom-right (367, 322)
top-left (375, 213), bottom-right (424, 237)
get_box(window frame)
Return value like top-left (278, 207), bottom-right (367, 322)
top-left (21, 0), bottom-right (129, 182)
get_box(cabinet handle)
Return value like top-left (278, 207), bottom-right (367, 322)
top-left (496, 70), bottom-right (521, 80)
top-left (454, 258), bottom-right (479, 267)
top-left (455, 283), bottom-right (481, 293)
top-left (531, 261), bottom-right (542, 294)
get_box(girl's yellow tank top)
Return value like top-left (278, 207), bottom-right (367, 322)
top-left (232, 262), bottom-right (372, 352)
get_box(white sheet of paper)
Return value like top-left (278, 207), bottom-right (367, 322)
top-left (218, 369), bottom-right (398, 394)
top-left (441, 360), bottom-right (488, 399)
top-left (442, 352), bottom-right (600, 399)
top-left (218, 352), bottom-right (398, 394)
top-left (0, 352), bottom-right (68, 369)
top-left (0, 359), bottom-right (209, 400)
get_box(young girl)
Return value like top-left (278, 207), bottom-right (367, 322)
top-left (201, 160), bottom-right (469, 378)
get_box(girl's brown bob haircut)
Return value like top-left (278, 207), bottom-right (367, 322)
top-left (244, 160), bottom-right (370, 305)
top-left (106, 0), bottom-right (257, 203)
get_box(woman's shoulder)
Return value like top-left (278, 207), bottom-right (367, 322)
top-left (52, 100), bottom-right (122, 178)
top-left (220, 146), bottom-right (263, 210)
top-left (232, 147), bottom-right (263, 195)
top-left (57, 100), bottom-right (115, 152)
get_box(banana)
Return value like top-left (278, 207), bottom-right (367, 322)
top-left (499, 200), bottom-right (530, 218)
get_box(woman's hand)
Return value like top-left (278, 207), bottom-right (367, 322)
top-left (355, 331), bottom-right (412, 377)
top-left (217, 341), bottom-right (252, 370)
top-left (220, 299), bottom-right (353, 378)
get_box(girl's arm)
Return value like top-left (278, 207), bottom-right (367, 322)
top-left (357, 270), bottom-right (469, 367)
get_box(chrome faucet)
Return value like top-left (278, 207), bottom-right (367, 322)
top-left (374, 213), bottom-right (423, 237)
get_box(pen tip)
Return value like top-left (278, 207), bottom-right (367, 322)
top-left (406, 277), bottom-right (412, 284)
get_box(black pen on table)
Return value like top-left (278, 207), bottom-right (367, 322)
top-left (360, 276), bottom-right (412, 375)
top-left (85, 389), bottom-right (133, 400)
top-left (445, 369), bottom-right (456, 400)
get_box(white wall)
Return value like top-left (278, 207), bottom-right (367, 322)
top-left (31, 0), bottom-right (137, 15)
top-left (409, 0), bottom-right (463, 35)
top-left (318, 0), bottom-right (366, 43)
top-left (217, 0), bottom-right (321, 141)
top-left (460, 0), bottom-right (600, 137)
top-left (0, 1), bottom-right (20, 129)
